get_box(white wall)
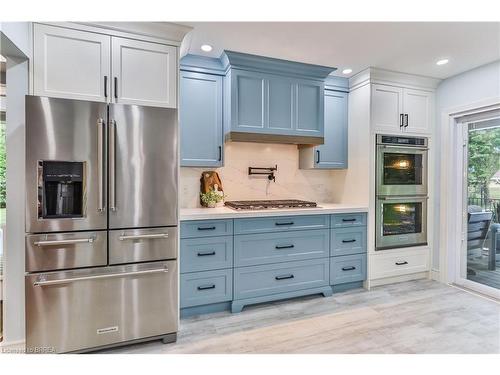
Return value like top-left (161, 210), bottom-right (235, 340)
top-left (434, 60), bottom-right (500, 269)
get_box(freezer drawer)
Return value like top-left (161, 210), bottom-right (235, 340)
top-left (26, 231), bottom-right (107, 272)
top-left (109, 227), bottom-right (177, 265)
top-left (26, 261), bottom-right (178, 353)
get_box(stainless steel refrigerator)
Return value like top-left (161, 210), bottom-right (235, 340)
top-left (24, 96), bottom-right (178, 353)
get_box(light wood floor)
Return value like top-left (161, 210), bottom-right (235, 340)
top-left (102, 280), bottom-right (500, 354)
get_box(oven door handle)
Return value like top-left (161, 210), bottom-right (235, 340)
top-left (378, 196), bottom-right (428, 200)
top-left (33, 267), bottom-right (169, 287)
top-left (380, 145), bottom-right (428, 151)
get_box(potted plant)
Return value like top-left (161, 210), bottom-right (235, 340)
top-left (200, 189), bottom-right (225, 208)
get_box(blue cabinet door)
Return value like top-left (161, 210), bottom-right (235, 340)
top-left (296, 81), bottom-right (324, 135)
top-left (180, 71), bottom-right (223, 167)
top-left (314, 90), bottom-right (348, 169)
top-left (268, 77), bottom-right (294, 131)
top-left (233, 70), bottom-right (266, 130)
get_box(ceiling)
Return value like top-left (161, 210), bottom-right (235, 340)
top-left (180, 22), bottom-right (500, 79)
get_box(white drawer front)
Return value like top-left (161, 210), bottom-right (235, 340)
top-left (370, 249), bottom-right (429, 279)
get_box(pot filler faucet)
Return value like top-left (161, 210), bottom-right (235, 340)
top-left (248, 165), bottom-right (277, 182)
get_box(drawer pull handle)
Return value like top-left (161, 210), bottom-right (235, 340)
top-left (395, 261), bottom-right (408, 266)
top-left (119, 233), bottom-right (168, 241)
top-left (275, 222), bottom-right (294, 226)
top-left (275, 244), bottom-right (295, 249)
top-left (342, 218), bottom-right (357, 222)
top-left (197, 284), bottom-right (216, 291)
top-left (197, 226), bottom-right (216, 231)
top-left (197, 251), bottom-right (216, 257)
top-left (342, 266), bottom-right (356, 271)
top-left (275, 274), bottom-right (294, 280)
top-left (342, 239), bottom-right (356, 243)
top-left (34, 238), bottom-right (95, 246)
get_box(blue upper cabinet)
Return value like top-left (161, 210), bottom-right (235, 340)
top-left (299, 76), bottom-right (349, 169)
top-left (223, 51), bottom-right (335, 144)
top-left (180, 56), bottom-right (225, 167)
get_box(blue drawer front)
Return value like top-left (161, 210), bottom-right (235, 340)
top-left (331, 213), bottom-right (366, 228)
top-left (234, 258), bottom-right (329, 300)
top-left (330, 254), bottom-right (366, 285)
top-left (330, 227), bottom-right (367, 256)
top-left (234, 215), bottom-right (329, 235)
top-left (181, 219), bottom-right (233, 238)
top-left (180, 269), bottom-right (233, 308)
top-left (180, 236), bottom-right (233, 273)
top-left (234, 229), bottom-right (329, 267)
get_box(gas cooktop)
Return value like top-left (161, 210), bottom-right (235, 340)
top-left (224, 199), bottom-right (317, 210)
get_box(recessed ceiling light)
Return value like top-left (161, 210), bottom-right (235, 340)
top-left (436, 59), bottom-right (449, 66)
top-left (201, 44), bottom-right (213, 52)
top-left (342, 68), bottom-right (353, 75)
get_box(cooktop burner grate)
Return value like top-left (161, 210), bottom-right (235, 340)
top-left (224, 199), bottom-right (317, 210)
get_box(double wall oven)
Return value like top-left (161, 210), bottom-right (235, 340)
top-left (25, 96), bottom-right (179, 353)
top-left (376, 135), bottom-right (428, 250)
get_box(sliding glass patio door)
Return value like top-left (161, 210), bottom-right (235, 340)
top-left (458, 117), bottom-right (500, 297)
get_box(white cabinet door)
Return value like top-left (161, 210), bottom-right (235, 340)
top-left (33, 24), bottom-right (111, 102)
top-left (403, 88), bottom-right (433, 134)
top-left (112, 37), bottom-right (177, 108)
top-left (371, 84), bottom-right (403, 134)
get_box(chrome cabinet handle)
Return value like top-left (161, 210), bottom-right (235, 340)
top-left (109, 120), bottom-right (116, 212)
top-left (34, 267), bottom-right (169, 287)
top-left (97, 118), bottom-right (105, 212)
top-left (119, 233), bottom-right (169, 241)
top-left (34, 238), bottom-right (95, 247)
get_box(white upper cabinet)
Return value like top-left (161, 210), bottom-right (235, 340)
top-left (371, 83), bottom-right (433, 135)
top-left (111, 37), bottom-right (177, 108)
top-left (33, 24), bottom-right (178, 108)
top-left (403, 88), bottom-right (433, 134)
top-left (371, 84), bottom-right (403, 134)
top-left (33, 24), bottom-right (111, 102)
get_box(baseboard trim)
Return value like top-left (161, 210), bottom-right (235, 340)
top-left (369, 271), bottom-right (429, 287)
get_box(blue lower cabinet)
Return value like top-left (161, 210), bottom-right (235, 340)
top-left (234, 229), bottom-right (329, 267)
top-left (234, 215), bottom-right (329, 235)
top-left (330, 227), bottom-right (367, 257)
top-left (180, 269), bottom-right (233, 308)
top-left (181, 219), bottom-right (233, 239)
top-left (330, 254), bottom-right (367, 285)
top-left (181, 235), bottom-right (233, 273)
top-left (232, 258), bottom-right (332, 312)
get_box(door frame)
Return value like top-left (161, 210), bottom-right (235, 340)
top-left (439, 97), bottom-right (500, 298)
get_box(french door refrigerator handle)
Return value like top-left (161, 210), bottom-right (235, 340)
top-left (33, 267), bottom-right (169, 287)
top-left (109, 119), bottom-right (117, 212)
top-left (97, 118), bottom-right (106, 212)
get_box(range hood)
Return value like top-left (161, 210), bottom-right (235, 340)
top-left (225, 131), bottom-right (324, 145)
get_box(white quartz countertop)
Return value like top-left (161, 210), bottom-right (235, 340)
top-left (180, 203), bottom-right (369, 221)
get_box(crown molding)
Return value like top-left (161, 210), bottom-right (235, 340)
top-left (350, 67), bottom-right (441, 91)
top-left (222, 50), bottom-right (336, 80)
top-left (180, 54), bottom-right (226, 75)
top-left (325, 75), bottom-right (349, 92)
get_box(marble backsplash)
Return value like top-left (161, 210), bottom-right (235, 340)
top-left (180, 142), bottom-right (348, 208)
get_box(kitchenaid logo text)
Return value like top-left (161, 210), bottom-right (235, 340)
top-left (97, 326), bottom-right (119, 334)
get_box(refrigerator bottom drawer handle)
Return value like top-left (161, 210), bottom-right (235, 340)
top-left (34, 238), bottom-right (95, 247)
top-left (119, 233), bottom-right (169, 241)
top-left (33, 267), bottom-right (169, 287)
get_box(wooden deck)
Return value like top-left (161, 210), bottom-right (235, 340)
top-left (468, 255), bottom-right (500, 289)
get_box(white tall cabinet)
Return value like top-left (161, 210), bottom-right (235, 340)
top-left (348, 68), bottom-right (441, 288)
top-left (33, 23), bottom-right (179, 108)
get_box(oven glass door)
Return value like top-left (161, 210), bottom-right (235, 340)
top-left (376, 146), bottom-right (427, 196)
top-left (376, 197), bottom-right (427, 250)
